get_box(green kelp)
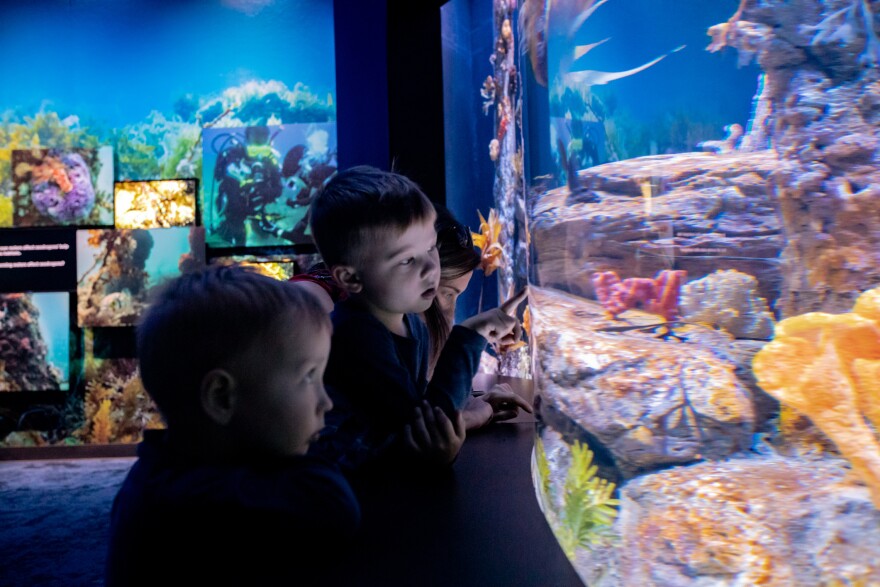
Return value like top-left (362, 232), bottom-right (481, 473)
top-left (116, 111), bottom-right (200, 182)
top-left (0, 111), bottom-right (102, 202)
top-left (535, 437), bottom-right (619, 559)
top-left (194, 80), bottom-right (335, 127)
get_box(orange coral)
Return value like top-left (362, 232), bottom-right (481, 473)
top-left (31, 157), bottom-right (73, 193)
top-left (752, 287), bottom-right (880, 509)
top-left (471, 208), bottom-right (504, 276)
top-left (91, 399), bottom-right (114, 445)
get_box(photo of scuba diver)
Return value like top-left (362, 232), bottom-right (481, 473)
top-left (202, 123), bottom-right (337, 248)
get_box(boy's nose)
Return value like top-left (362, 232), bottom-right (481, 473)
top-left (318, 383), bottom-right (333, 412)
top-left (421, 255), bottom-right (439, 278)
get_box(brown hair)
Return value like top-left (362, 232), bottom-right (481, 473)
top-left (137, 265), bottom-right (330, 428)
top-left (425, 204), bottom-right (481, 368)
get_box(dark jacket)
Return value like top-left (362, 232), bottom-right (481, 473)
top-left (311, 298), bottom-right (486, 472)
top-left (106, 430), bottom-right (361, 587)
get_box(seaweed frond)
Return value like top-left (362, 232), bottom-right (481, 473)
top-left (556, 441), bottom-right (620, 557)
top-left (535, 438), bottom-right (620, 559)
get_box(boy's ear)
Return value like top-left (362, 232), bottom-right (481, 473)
top-left (200, 369), bottom-right (238, 426)
top-left (331, 265), bottom-right (364, 294)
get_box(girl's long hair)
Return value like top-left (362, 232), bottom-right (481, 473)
top-left (425, 204), bottom-right (481, 372)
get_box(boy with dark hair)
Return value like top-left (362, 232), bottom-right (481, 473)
top-left (309, 165), bottom-right (523, 471)
top-left (106, 265), bottom-right (360, 587)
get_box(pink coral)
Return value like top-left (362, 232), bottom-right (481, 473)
top-left (592, 270), bottom-right (687, 321)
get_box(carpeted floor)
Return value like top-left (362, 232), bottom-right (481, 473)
top-left (0, 457), bottom-right (135, 587)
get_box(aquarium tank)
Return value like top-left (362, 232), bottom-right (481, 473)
top-left (492, 0), bottom-right (880, 583)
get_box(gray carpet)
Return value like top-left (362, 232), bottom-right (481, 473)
top-left (0, 457), bottom-right (134, 587)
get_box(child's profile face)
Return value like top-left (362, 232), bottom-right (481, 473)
top-left (355, 217), bottom-right (440, 325)
top-left (230, 316), bottom-right (332, 457)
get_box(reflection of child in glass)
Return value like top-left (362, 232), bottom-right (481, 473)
top-left (307, 166), bottom-right (528, 472)
top-left (105, 266), bottom-right (360, 586)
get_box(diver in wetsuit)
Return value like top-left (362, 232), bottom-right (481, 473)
top-left (213, 126), bottom-right (283, 246)
top-left (260, 143), bottom-right (336, 244)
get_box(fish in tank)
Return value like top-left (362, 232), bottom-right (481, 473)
top-left (519, 0), bottom-right (880, 583)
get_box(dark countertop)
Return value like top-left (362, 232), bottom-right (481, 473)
top-left (329, 376), bottom-right (584, 587)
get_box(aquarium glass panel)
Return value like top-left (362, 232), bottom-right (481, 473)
top-left (520, 0), bottom-right (880, 583)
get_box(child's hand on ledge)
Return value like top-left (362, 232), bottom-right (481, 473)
top-left (404, 401), bottom-right (466, 465)
top-left (463, 383), bottom-right (533, 430)
top-left (460, 287), bottom-right (527, 346)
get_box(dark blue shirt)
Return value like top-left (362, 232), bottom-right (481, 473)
top-left (106, 430), bottom-right (360, 586)
top-left (313, 298), bottom-right (487, 471)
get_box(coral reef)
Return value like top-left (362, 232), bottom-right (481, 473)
top-left (29, 152), bottom-right (94, 222)
top-left (10, 147), bottom-right (111, 226)
top-left (679, 269), bottom-right (776, 339)
top-left (0, 294), bottom-right (63, 392)
top-left (0, 111), bottom-right (102, 200)
top-left (613, 457), bottom-right (880, 586)
top-left (74, 359), bottom-right (163, 445)
top-left (114, 180), bottom-right (197, 229)
top-left (530, 286), bottom-right (755, 479)
top-left (702, 0), bottom-right (880, 316)
top-left (76, 229), bottom-right (153, 328)
top-left (592, 269), bottom-right (687, 322)
top-left (752, 286), bottom-right (880, 509)
top-left (483, 0), bottom-right (529, 306)
top-left (530, 151), bottom-right (784, 304)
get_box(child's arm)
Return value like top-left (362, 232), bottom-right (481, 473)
top-left (462, 383), bottom-right (534, 430)
top-left (426, 288), bottom-right (527, 414)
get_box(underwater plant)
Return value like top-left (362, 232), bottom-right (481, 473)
top-left (535, 437), bottom-right (619, 559)
top-left (0, 111), bottom-right (102, 201)
top-left (77, 230), bottom-right (153, 327)
top-left (196, 80), bottom-right (335, 127)
top-left (114, 180), bottom-right (197, 229)
top-left (75, 358), bottom-right (162, 445)
top-left (0, 194), bottom-right (12, 226)
top-left (752, 286), bottom-right (880, 509)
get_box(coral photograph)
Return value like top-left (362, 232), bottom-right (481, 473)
top-left (209, 254), bottom-right (299, 281)
top-left (11, 147), bottom-right (114, 227)
top-left (76, 227), bottom-right (205, 327)
top-left (202, 123), bottom-right (336, 248)
top-left (114, 179), bottom-right (197, 229)
top-left (76, 357), bottom-right (162, 446)
top-left (0, 292), bottom-right (69, 392)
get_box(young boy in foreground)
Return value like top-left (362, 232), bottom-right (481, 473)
top-left (105, 266), bottom-right (360, 587)
top-left (309, 166), bottom-right (525, 472)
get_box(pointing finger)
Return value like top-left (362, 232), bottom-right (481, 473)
top-left (500, 286), bottom-right (528, 316)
